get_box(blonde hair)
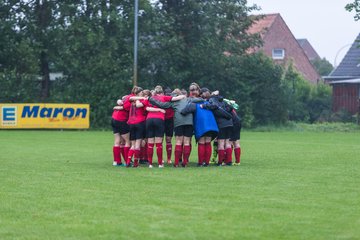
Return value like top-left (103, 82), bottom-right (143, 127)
top-left (154, 85), bottom-right (163, 94)
top-left (172, 88), bottom-right (182, 96)
top-left (189, 82), bottom-right (200, 91)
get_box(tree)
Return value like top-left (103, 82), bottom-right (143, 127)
top-left (49, 0), bottom-right (139, 127)
top-left (0, 1), bottom-right (64, 100)
top-left (346, 0), bottom-right (360, 21)
top-left (282, 63), bottom-right (312, 122)
top-left (308, 82), bottom-right (332, 123)
top-left (0, 1), bottom-right (42, 101)
top-left (144, 0), bottom-right (262, 89)
top-left (311, 58), bottom-right (334, 76)
top-left (242, 53), bottom-right (287, 125)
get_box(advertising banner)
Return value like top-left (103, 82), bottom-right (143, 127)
top-left (0, 103), bottom-right (90, 129)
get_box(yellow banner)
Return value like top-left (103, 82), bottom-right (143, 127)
top-left (0, 103), bottom-right (90, 129)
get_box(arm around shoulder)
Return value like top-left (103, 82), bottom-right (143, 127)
top-left (149, 97), bottom-right (172, 109)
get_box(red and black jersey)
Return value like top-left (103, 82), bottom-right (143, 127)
top-left (145, 95), bottom-right (172, 121)
top-left (165, 108), bottom-right (174, 120)
top-left (112, 95), bottom-right (131, 122)
top-left (127, 99), bottom-right (147, 125)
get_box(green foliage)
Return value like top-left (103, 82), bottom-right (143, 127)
top-left (47, 1), bottom-right (142, 127)
top-left (0, 70), bottom-right (41, 103)
top-left (346, 0), bottom-right (360, 21)
top-left (311, 58), bottom-right (334, 76)
top-left (281, 64), bottom-right (332, 123)
top-left (282, 64), bottom-right (311, 122)
top-left (143, 0), bottom-right (262, 89)
top-left (330, 108), bottom-right (356, 123)
top-left (235, 53), bottom-right (288, 126)
top-left (308, 82), bottom-right (332, 123)
top-left (0, 0), bottom-right (335, 128)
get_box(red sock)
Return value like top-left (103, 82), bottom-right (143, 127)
top-left (218, 149), bottom-right (225, 164)
top-left (124, 146), bottom-right (130, 163)
top-left (166, 143), bottom-right (172, 161)
top-left (183, 145), bottom-right (191, 165)
top-left (198, 143), bottom-right (205, 165)
top-left (234, 147), bottom-right (241, 163)
top-left (113, 146), bottom-right (121, 163)
top-left (226, 148), bottom-right (232, 163)
top-left (127, 149), bottom-right (135, 165)
top-left (205, 143), bottom-right (212, 164)
top-left (174, 145), bottom-right (182, 166)
top-left (147, 143), bottom-right (154, 165)
top-left (156, 143), bottom-right (163, 165)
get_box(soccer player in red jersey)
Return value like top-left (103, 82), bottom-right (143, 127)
top-left (164, 87), bottom-right (175, 164)
top-left (111, 95), bottom-right (131, 166)
top-left (139, 90), bottom-right (151, 165)
top-left (144, 86), bottom-right (185, 168)
top-left (148, 83), bottom-right (202, 167)
top-left (126, 86), bottom-right (147, 167)
top-left (144, 86), bottom-right (168, 168)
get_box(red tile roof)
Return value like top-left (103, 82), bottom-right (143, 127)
top-left (247, 13), bottom-right (279, 36)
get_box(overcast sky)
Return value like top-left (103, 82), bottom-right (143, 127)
top-left (246, 0), bottom-right (359, 67)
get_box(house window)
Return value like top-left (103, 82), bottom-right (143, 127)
top-left (272, 48), bottom-right (285, 59)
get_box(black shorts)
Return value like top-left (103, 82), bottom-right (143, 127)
top-left (174, 125), bottom-right (193, 137)
top-left (146, 118), bottom-right (165, 138)
top-left (129, 121), bottom-right (146, 141)
top-left (217, 126), bottom-right (232, 140)
top-left (230, 122), bottom-right (242, 141)
top-left (164, 119), bottom-right (174, 137)
top-left (111, 119), bottom-right (130, 135)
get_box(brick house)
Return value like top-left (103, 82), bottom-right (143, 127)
top-left (324, 33), bottom-right (360, 114)
top-left (248, 13), bottom-right (321, 83)
top-left (297, 39), bottom-right (321, 61)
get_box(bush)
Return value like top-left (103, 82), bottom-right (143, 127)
top-left (0, 70), bottom-right (41, 103)
top-left (330, 108), bottom-right (355, 123)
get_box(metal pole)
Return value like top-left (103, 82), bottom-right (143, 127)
top-left (334, 43), bottom-right (352, 68)
top-left (133, 0), bottom-right (138, 87)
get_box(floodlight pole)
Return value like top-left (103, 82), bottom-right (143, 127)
top-left (133, 0), bottom-right (139, 87)
top-left (334, 43), bottom-right (352, 68)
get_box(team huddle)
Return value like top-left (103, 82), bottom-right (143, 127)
top-left (111, 83), bottom-right (242, 168)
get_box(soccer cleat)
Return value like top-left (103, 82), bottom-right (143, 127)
top-left (167, 160), bottom-right (172, 164)
top-left (158, 164), bottom-right (164, 168)
top-left (197, 163), bottom-right (203, 167)
top-left (173, 164), bottom-right (179, 168)
top-left (233, 162), bottom-right (240, 166)
top-left (225, 162), bottom-right (232, 166)
top-left (203, 163), bottom-right (209, 167)
top-left (113, 161), bottom-right (123, 166)
top-left (149, 164), bottom-right (153, 168)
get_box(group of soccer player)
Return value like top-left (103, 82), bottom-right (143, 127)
top-left (111, 83), bottom-right (242, 168)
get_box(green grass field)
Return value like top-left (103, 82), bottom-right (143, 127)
top-left (0, 130), bottom-right (359, 239)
